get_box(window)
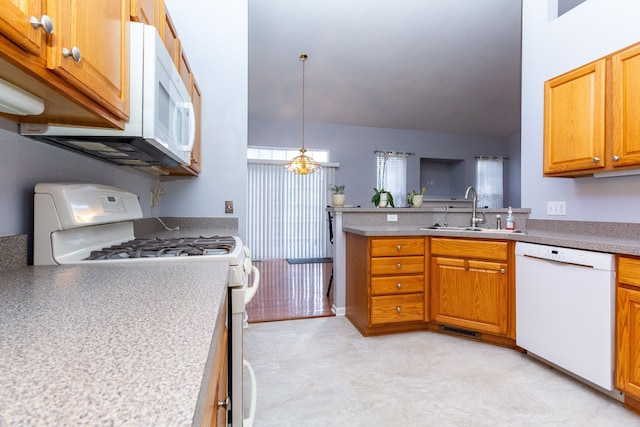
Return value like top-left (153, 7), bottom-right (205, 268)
top-left (376, 151), bottom-right (409, 207)
top-left (246, 147), bottom-right (334, 260)
top-left (475, 156), bottom-right (505, 208)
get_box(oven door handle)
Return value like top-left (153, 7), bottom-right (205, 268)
top-left (244, 265), bottom-right (260, 305)
top-left (243, 359), bottom-right (257, 427)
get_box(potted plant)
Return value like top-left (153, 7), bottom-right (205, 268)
top-left (407, 187), bottom-right (425, 208)
top-left (372, 188), bottom-right (394, 208)
top-left (329, 184), bottom-right (346, 207)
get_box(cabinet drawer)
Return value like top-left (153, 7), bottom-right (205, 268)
top-left (371, 275), bottom-right (424, 296)
top-left (371, 256), bottom-right (424, 275)
top-left (619, 256), bottom-right (640, 288)
top-left (371, 237), bottom-right (424, 257)
top-left (430, 238), bottom-right (508, 261)
top-left (370, 294), bottom-right (424, 324)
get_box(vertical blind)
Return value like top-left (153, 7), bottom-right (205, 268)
top-left (246, 161), bottom-right (335, 260)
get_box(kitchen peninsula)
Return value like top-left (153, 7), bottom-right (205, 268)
top-left (0, 261), bottom-right (229, 425)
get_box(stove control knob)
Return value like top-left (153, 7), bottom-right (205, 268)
top-left (244, 258), bottom-right (252, 274)
top-left (243, 246), bottom-right (251, 258)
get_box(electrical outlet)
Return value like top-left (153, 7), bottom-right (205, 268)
top-left (387, 214), bottom-right (398, 222)
top-left (547, 201), bottom-right (566, 216)
top-left (225, 201), bottom-right (234, 214)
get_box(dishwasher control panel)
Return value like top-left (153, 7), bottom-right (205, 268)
top-left (515, 242), bottom-right (615, 270)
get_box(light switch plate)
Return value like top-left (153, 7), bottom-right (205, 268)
top-left (547, 201), bottom-right (566, 215)
top-left (387, 214), bottom-right (398, 222)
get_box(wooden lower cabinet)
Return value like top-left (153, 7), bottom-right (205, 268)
top-left (429, 238), bottom-right (515, 345)
top-left (346, 234), bottom-right (428, 336)
top-left (345, 233), bottom-right (515, 347)
top-left (199, 295), bottom-right (228, 426)
top-left (616, 256), bottom-right (640, 413)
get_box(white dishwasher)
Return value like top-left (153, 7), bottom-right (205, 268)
top-left (515, 242), bottom-right (617, 393)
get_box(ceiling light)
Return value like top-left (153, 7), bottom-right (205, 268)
top-left (285, 54), bottom-right (320, 175)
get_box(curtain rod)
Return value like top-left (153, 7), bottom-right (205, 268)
top-left (375, 150), bottom-right (415, 156)
top-left (475, 156), bottom-right (509, 160)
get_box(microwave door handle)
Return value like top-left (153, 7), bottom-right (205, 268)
top-left (174, 101), bottom-right (196, 152)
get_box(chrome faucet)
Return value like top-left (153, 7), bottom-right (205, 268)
top-left (465, 186), bottom-right (485, 227)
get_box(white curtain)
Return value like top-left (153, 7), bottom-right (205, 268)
top-left (376, 151), bottom-right (409, 207)
top-left (246, 161), bottom-right (335, 260)
top-left (475, 156), bottom-right (505, 208)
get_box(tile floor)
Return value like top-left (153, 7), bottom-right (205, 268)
top-left (244, 316), bottom-right (640, 426)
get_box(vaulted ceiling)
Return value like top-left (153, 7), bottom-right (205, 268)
top-left (248, 0), bottom-right (522, 138)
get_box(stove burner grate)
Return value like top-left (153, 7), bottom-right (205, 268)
top-left (84, 236), bottom-right (236, 260)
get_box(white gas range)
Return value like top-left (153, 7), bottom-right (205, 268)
top-left (33, 182), bottom-right (257, 427)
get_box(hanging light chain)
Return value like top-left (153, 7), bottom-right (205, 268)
top-left (300, 54), bottom-right (307, 151)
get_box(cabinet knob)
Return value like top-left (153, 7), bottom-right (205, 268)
top-left (612, 155), bottom-right (620, 162)
top-left (30, 15), bottom-right (54, 34)
top-left (592, 157), bottom-right (600, 163)
top-left (396, 283), bottom-right (402, 288)
top-left (62, 46), bottom-right (82, 62)
top-left (396, 263), bottom-right (402, 269)
top-left (500, 268), bottom-right (505, 274)
top-left (218, 396), bottom-right (231, 410)
top-left (396, 245), bottom-right (402, 251)
top-left (396, 306), bottom-right (401, 313)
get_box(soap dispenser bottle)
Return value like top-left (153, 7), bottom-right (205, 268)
top-left (505, 207), bottom-right (515, 230)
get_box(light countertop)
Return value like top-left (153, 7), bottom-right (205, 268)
top-left (0, 261), bottom-right (229, 426)
top-left (342, 221), bottom-right (640, 256)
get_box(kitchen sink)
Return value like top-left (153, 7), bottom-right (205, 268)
top-left (419, 226), bottom-right (523, 233)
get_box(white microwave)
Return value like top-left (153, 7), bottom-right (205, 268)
top-left (20, 22), bottom-right (195, 169)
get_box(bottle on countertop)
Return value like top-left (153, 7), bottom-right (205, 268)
top-left (496, 214), bottom-right (502, 230)
top-left (505, 207), bottom-right (515, 230)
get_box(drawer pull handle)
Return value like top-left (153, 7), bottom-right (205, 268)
top-left (397, 245), bottom-right (402, 251)
top-left (218, 396), bottom-right (230, 410)
top-left (500, 268), bottom-right (505, 274)
top-left (396, 306), bottom-right (401, 313)
top-left (397, 283), bottom-right (402, 288)
top-left (397, 263), bottom-right (402, 269)
top-left (613, 155), bottom-right (620, 162)
top-left (593, 157), bottom-right (600, 163)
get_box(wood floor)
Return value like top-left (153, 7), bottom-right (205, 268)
top-left (245, 259), bottom-right (335, 323)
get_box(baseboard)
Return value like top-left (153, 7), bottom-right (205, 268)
top-left (332, 304), bottom-right (345, 316)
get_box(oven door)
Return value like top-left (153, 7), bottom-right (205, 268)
top-left (229, 264), bottom-right (259, 427)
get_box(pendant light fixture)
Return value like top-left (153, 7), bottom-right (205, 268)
top-left (285, 53), bottom-right (320, 175)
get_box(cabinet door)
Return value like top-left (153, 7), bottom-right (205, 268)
top-left (46, 0), bottom-right (128, 120)
top-left (431, 256), bottom-right (508, 335)
top-left (616, 286), bottom-right (640, 398)
top-left (543, 59), bottom-right (606, 175)
top-left (611, 44), bottom-right (640, 168)
top-left (158, 0), bottom-right (179, 65)
top-left (0, 0), bottom-right (45, 56)
top-left (131, 0), bottom-right (157, 26)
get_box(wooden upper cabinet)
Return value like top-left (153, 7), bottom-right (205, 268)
top-left (130, 0), bottom-right (157, 27)
top-left (0, 0), bottom-right (46, 57)
top-left (46, 0), bottom-right (128, 121)
top-left (611, 44), bottom-right (640, 168)
top-left (543, 41), bottom-right (640, 177)
top-left (158, 0), bottom-right (179, 65)
top-left (543, 59), bottom-right (606, 175)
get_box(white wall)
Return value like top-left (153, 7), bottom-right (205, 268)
top-left (0, 118), bottom-right (155, 238)
top-left (250, 117), bottom-right (514, 208)
top-left (521, 0), bottom-right (640, 221)
top-left (155, 0), bottom-right (249, 238)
